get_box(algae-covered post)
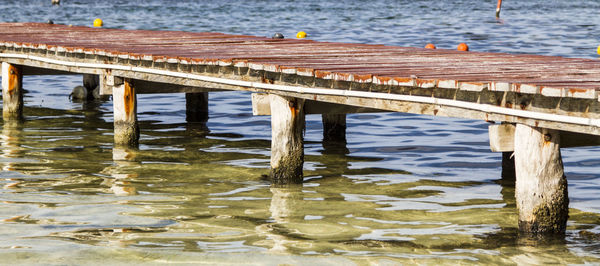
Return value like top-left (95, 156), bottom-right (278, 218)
top-left (514, 124), bottom-right (568, 235)
top-left (2, 62), bottom-right (23, 120)
top-left (269, 94), bottom-right (305, 184)
top-left (112, 79), bottom-right (139, 147)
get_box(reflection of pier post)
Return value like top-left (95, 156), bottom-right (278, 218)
top-left (1, 121), bottom-right (23, 172)
top-left (267, 185), bottom-right (303, 252)
top-left (101, 147), bottom-right (138, 196)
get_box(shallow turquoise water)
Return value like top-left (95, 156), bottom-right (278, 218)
top-left (0, 0), bottom-right (600, 264)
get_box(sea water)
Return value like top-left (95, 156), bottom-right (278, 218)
top-left (0, 0), bottom-right (599, 264)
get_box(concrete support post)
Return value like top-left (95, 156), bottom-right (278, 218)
top-left (2, 62), bottom-right (23, 120)
top-left (322, 114), bottom-right (346, 143)
top-left (514, 123), bottom-right (568, 235)
top-left (185, 92), bottom-right (209, 123)
top-left (269, 94), bottom-right (305, 184)
top-left (113, 79), bottom-right (139, 147)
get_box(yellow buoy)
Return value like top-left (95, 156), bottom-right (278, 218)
top-left (597, 45), bottom-right (600, 55)
top-left (93, 18), bottom-right (103, 27)
top-left (296, 31), bottom-right (307, 39)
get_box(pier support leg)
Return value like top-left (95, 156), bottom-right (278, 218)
top-left (185, 92), bottom-right (209, 123)
top-left (72, 74), bottom-right (100, 100)
top-left (322, 114), bottom-right (346, 143)
top-left (514, 124), bottom-right (568, 235)
top-left (113, 79), bottom-right (139, 147)
top-left (270, 94), bottom-right (305, 184)
top-left (502, 151), bottom-right (516, 181)
top-left (2, 62), bottom-right (23, 120)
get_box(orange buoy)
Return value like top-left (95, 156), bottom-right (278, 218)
top-left (425, 43), bottom-right (436, 49)
top-left (457, 43), bottom-right (469, 51)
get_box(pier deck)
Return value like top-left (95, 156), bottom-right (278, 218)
top-left (1, 22), bottom-right (598, 235)
top-left (1, 23), bottom-right (599, 135)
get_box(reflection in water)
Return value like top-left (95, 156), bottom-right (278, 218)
top-left (1, 0), bottom-right (600, 262)
top-left (1, 121), bottom-right (24, 189)
top-left (103, 148), bottom-right (139, 196)
top-left (186, 122), bottom-right (210, 137)
top-left (1, 121), bottom-right (23, 169)
top-left (259, 185), bottom-right (304, 253)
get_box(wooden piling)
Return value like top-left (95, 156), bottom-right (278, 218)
top-left (322, 114), bottom-right (346, 143)
top-left (501, 151), bottom-right (516, 181)
top-left (112, 79), bottom-right (139, 146)
top-left (185, 92), bottom-right (209, 123)
top-left (83, 74), bottom-right (99, 91)
top-left (514, 124), bottom-right (568, 235)
top-left (269, 94), bottom-right (305, 184)
top-left (501, 123), bottom-right (516, 182)
top-left (2, 62), bottom-right (23, 120)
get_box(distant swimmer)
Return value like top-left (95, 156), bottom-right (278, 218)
top-left (52, 0), bottom-right (60, 5)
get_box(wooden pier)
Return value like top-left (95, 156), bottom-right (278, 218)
top-left (2, 22), bottom-right (600, 236)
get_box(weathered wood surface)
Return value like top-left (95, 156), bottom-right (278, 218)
top-left (1, 62), bottom-right (23, 120)
top-left (269, 94), bottom-right (305, 184)
top-left (514, 124), bottom-right (568, 234)
top-left (112, 79), bottom-right (139, 146)
top-left (1, 23), bottom-right (600, 95)
top-left (2, 23), bottom-right (600, 136)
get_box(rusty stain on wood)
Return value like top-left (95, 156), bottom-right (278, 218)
top-left (123, 80), bottom-right (135, 118)
top-left (7, 64), bottom-right (19, 96)
top-left (288, 99), bottom-right (297, 117)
